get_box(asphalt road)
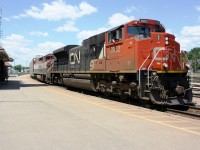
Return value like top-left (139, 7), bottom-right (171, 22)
top-left (0, 75), bottom-right (200, 150)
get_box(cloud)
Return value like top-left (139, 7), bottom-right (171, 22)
top-left (3, 17), bottom-right (10, 21)
top-left (76, 13), bottom-right (134, 43)
top-left (124, 6), bottom-right (139, 14)
top-left (2, 34), bottom-right (31, 54)
top-left (12, 14), bottom-right (27, 19)
top-left (55, 21), bottom-right (79, 32)
top-left (108, 13), bottom-right (134, 27)
top-left (22, 0), bottom-right (97, 21)
top-left (196, 5), bottom-right (200, 11)
top-left (2, 34), bottom-right (64, 66)
top-left (77, 27), bottom-right (107, 44)
top-left (166, 29), bottom-right (173, 34)
top-left (35, 41), bottom-right (65, 55)
top-left (176, 25), bottom-right (200, 50)
top-left (29, 31), bottom-right (49, 37)
top-left (180, 26), bottom-right (200, 37)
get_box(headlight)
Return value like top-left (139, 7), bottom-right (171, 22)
top-left (163, 63), bottom-right (168, 69)
top-left (185, 64), bottom-right (190, 70)
top-left (165, 36), bottom-right (169, 45)
top-left (46, 62), bottom-right (50, 68)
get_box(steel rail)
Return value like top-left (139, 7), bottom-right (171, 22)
top-left (167, 106), bottom-right (200, 119)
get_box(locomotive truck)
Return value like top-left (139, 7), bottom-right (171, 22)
top-left (30, 19), bottom-right (192, 105)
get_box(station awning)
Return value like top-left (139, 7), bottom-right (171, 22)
top-left (0, 47), bottom-right (10, 61)
top-left (4, 62), bottom-right (12, 67)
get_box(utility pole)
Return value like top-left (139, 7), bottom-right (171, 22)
top-left (0, 8), bottom-right (2, 47)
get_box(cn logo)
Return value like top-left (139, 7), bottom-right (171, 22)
top-left (153, 47), bottom-right (169, 61)
top-left (70, 51), bottom-right (80, 65)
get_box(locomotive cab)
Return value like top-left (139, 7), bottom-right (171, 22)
top-left (104, 19), bottom-right (192, 105)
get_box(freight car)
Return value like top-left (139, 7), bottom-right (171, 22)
top-left (30, 19), bottom-right (193, 105)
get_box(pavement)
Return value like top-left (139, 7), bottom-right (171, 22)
top-left (0, 75), bottom-right (200, 150)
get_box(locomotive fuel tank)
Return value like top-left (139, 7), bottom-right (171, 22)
top-left (63, 78), bottom-right (96, 91)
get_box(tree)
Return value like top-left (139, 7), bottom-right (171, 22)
top-left (14, 64), bottom-right (22, 72)
top-left (187, 47), bottom-right (200, 72)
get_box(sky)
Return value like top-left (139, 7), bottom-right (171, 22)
top-left (0, 0), bottom-right (200, 66)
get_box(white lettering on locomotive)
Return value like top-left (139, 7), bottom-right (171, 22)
top-left (70, 51), bottom-right (80, 65)
top-left (110, 45), bottom-right (120, 53)
top-left (153, 47), bottom-right (169, 60)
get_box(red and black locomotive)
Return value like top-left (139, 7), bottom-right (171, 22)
top-left (30, 19), bottom-right (192, 105)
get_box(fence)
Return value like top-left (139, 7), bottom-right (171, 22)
top-left (189, 72), bottom-right (200, 95)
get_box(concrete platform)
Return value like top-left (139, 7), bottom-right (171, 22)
top-left (0, 75), bottom-right (200, 150)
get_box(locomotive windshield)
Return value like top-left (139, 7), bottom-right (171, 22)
top-left (46, 56), bottom-right (54, 60)
top-left (127, 26), bottom-right (150, 36)
top-left (152, 26), bottom-right (165, 32)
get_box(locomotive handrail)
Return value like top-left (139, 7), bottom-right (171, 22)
top-left (181, 50), bottom-right (188, 69)
top-left (138, 53), bottom-right (151, 97)
top-left (147, 49), bottom-right (162, 88)
top-left (175, 54), bottom-right (181, 69)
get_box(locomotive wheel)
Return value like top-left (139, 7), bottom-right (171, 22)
top-left (139, 98), bottom-right (150, 106)
top-left (149, 89), bottom-right (165, 105)
top-left (103, 91), bottom-right (111, 98)
top-left (120, 91), bottom-right (128, 101)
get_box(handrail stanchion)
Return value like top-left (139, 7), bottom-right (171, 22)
top-left (147, 50), bottom-right (162, 88)
top-left (138, 54), bottom-right (151, 97)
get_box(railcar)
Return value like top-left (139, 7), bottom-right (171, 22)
top-left (31, 19), bottom-right (192, 105)
top-left (30, 54), bottom-right (54, 82)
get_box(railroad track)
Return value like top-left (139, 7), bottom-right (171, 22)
top-left (193, 94), bottom-right (200, 98)
top-left (167, 106), bottom-right (200, 120)
top-left (193, 90), bottom-right (200, 98)
top-left (190, 73), bottom-right (200, 98)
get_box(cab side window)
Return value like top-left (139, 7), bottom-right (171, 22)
top-left (39, 57), bottom-right (44, 61)
top-left (108, 28), bottom-right (123, 42)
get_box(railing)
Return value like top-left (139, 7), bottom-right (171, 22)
top-left (138, 54), bottom-right (151, 97)
top-left (147, 49), bottom-right (162, 88)
top-left (189, 72), bottom-right (200, 95)
top-left (180, 50), bottom-right (188, 69)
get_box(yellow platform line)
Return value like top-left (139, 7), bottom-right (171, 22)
top-left (142, 115), bottom-right (170, 118)
top-left (182, 127), bottom-right (200, 129)
top-left (160, 120), bottom-right (189, 123)
top-left (46, 87), bottom-right (200, 136)
top-left (121, 110), bottom-right (147, 113)
top-left (138, 115), bottom-right (165, 118)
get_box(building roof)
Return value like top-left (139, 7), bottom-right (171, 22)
top-left (4, 62), bottom-right (12, 67)
top-left (0, 47), bottom-right (10, 61)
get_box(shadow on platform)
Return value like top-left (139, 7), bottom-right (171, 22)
top-left (0, 81), bottom-right (20, 90)
top-left (20, 83), bottom-right (48, 88)
top-left (0, 80), bottom-right (48, 90)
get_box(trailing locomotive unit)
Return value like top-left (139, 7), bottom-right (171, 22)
top-left (32, 19), bottom-right (192, 105)
top-left (30, 54), bottom-right (54, 83)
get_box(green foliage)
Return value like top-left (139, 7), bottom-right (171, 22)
top-left (187, 47), bottom-right (200, 72)
top-left (13, 65), bottom-right (29, 72)
top-left (14, 65), bottom-right (22, 72)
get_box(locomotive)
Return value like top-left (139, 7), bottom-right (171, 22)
top-left (30, 19), bottom-right (192, 105)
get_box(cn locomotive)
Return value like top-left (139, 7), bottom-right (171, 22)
top-left (30, 19), bottom-right (192, 105)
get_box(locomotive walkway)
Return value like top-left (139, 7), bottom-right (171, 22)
top-left (0, 75), bottom-right (200, 150)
